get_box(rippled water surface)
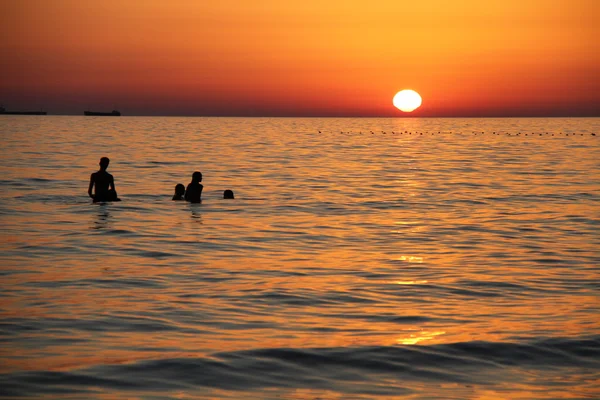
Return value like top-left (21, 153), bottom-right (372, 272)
top-left (1, 117), bottom-right (599, 399)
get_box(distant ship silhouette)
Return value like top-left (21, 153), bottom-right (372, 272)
top-left (0, 106), bottom-right (46, 115)
top-left (84, 110), bottom-right (121, 116)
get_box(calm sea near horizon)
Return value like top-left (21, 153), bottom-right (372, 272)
top-left (1, 116), bottom-right (599, 399)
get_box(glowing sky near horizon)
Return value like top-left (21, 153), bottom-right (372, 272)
top-left (1, 0), bottom-right (598, 116)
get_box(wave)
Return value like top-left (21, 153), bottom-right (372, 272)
top-left (1, 336), bottom-right (598, 397)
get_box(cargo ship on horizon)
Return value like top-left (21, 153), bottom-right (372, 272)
top-left (0, 106), bottom-right (47, 115)
top-left (84, 110), bottom-right (121, 116)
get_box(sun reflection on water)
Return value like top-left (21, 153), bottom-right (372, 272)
top-left (397, 330), bottom-right (446, 345)
top-left (395, 255), bottom-right (424, 263)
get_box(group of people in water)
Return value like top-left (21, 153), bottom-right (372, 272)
top-left (88, 157), bottom-right (233, 203)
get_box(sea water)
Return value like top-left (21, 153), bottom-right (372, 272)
top-left (0, 116), bottom-right (598, 399)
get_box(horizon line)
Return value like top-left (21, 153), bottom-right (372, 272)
top-left (2, 113), bottom-right (599, 119)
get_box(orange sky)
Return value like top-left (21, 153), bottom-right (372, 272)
top-left (1, 0), bottom-right (598, 116)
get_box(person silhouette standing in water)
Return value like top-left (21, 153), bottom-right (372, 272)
top-left (172, 183), bottom-right (185, 200)
top-left (88, 157), bottom-right (120, 202)
top-left (185, 171), bottom-right (203, 203)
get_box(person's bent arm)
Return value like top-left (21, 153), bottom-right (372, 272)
top-left (88, 174), bottom-right (95, 198)
top-left (109, 175), bottom-right (115, 191)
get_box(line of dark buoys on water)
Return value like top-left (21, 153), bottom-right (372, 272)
top-left (319, 130), bottom-right (596, 136)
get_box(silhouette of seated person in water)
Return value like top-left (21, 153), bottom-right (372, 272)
top-left (223, 189), bottom-right (234, 199)
top-left (88, 157), bottom-right (120, 202)
top-left (172, 183), bottom-right (185, 200)
top-left (185, 171), bottom-right (203, 203)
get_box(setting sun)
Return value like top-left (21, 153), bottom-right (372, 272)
top-left (393, 90), bottom-right (422, 113)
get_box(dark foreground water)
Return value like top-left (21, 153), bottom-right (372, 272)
top-left (1, 117), bottom-right (599, 399)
